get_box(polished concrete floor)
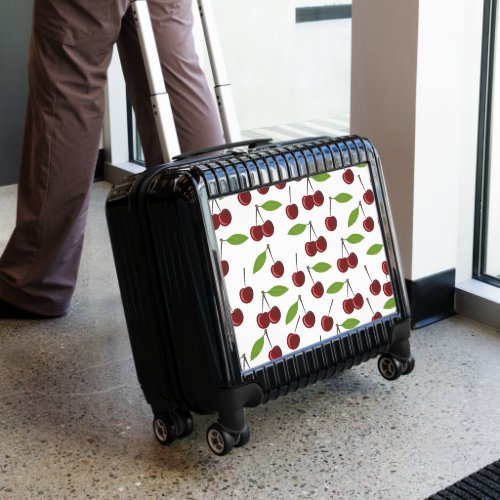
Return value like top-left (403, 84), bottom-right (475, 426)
top-left (1, 181), bottom-right (500, 499)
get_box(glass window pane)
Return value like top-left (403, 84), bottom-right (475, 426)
top-left (485, 2), bottom-right (500, 279)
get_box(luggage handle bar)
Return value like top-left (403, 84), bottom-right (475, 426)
top-left (172, 138), bottom-right (272, 161)
top-left (132, 0), bottom-right (241, 164)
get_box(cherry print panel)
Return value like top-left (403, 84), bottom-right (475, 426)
top-left (213, 164), bottom-right (397, 371)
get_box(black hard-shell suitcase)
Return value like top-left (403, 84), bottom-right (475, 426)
top-left (106, 0), bottom-right (413, 456)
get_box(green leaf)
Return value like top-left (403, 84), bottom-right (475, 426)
top-left (356, 163), bottom-right (368, 168)
top-left (312, 262), bottom-right (332, 273)
top-left (253, 250), bottom-right (267, 274)
top-left (226, 234), bottom-right (249, 245)
top-left (267, 286), bottom-right (289, 297)
top-left (334, 193), bottom-right (353, 203)
top-left (311, 173), bottom-right (331, 182)
top-left (286, 301), bottom-right (299, 325)
top-left (341, 318), bottom-right (361, 330)
top-left (327, 282), bottom-right (345, 294)
top-left (384, 298), bottom-right (396, 310)
top-left (288, 223), bottom-right (308, 236)
top-left (367, 244), bottom-right (384, 255)
top-left (260, 200), bottom-right (282, 211)
top-left (250, 336), bottom-right (265, 360)
top-left (348, 207), bottom-right (359, 227)
top-left (345, 233), bottom-right (364, 244)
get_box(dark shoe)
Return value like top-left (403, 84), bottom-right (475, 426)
top-left (0, 298), bottom-right (64, 320)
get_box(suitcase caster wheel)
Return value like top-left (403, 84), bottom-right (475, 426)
top-left (175, 408), bottom-right (194, 438)
top-left (206, 423), bottom-right (234, 456)
top-left (233, 424), bottom-right (251, 448)
top-left (153, 414), bottom-right (177, 445)
top-left (378, 354), bottom-right (403, 381)
top-left (402, 356), bottom-right (415, 375)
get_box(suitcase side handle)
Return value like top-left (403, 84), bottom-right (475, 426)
top-left (172, 138), bottom-right (273, 161)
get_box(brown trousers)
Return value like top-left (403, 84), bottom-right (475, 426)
top-left (0, 0), bottom-right (224, 316)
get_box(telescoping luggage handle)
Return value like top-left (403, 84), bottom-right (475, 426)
top-left (131, 0), bottom-right (241, 163)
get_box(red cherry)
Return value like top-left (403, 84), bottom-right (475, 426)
top-left (302, 195), bottom-right (315, 210)
top-left (262, 220), bottom-right (274, 237)
top-left (219, 208), bottom-right (232, 226)
top-left (271, 261), bottom-right (284, 278)
top-left (269, 306), bottom-right (281, 324)
top-left (316, 236), bottom-right (327, 252)
top-left (311, 282), bottom-right (324, 298)
top-left (276, 183), bottom-right (286, 189)
top-left (305, 241), bottom-right (317, 257)
top-left (268, 345), bottom-right (283, 360)
top-left (353, 293), bottom-right (364, 309)
top-left (337, 257), bottom-right (349, 273)
top-left (250, 225), bottom-right (264, 241)
top-left (321, 316), bottom-right (334, 332)
top-left (363, 189), bottom-right (375, 204)
top-left (347, 252), bottom-right (358, 269)
top-left (313, 191), bottom-right (324, 206)
top-left (372, 312), bottom-right (383, 320)
top-left (237, 192), bottom-right (252, 206)
top-left (212, 213), bottom-right (221, 230)
top-left (343, 169), bottom-right (354, 184)
top-left (382, 261), bottom-right (390, 275)
top-left (343, 298), bottom-right (354, 314)
top-left (292, 271), bottom-right (305, 287)
top-left (325, 216), bottom-right (337, 231)
top-left (232, 308), bottom-right (243, 326)
top-left (363, 217), bottom-right (374, 232)
top-left (287, 333), bottom-right (300, 350)
top-left (240, 286), bottom-right (254, 303)
top-left (221, 260), bottom-right (229, 276)
top-left (286, 204), bottom-right (299, 219)
top-left (257, 312), bottom-right (270, 329)
top-left (303, 311), bottom-right (316, 328)
top-left (383, 282), bottom-right (393, 297)
top-left (258, 187), bottom-right (269, 195)
top-left (369, 279), bottom-right (381, 295)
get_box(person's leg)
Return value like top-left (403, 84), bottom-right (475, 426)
top-left (0, 0), bottom-right (126, 317)
top-left (117, 0), bottom-right (223, 167)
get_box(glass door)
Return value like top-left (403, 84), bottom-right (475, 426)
top-left (129, 0), bottom-right (352, 163)
top-left (475, 0), bottom-right (500, 286)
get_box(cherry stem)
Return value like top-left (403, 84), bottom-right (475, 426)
top-left (359, 201), bottom-right (366, 217)
top-left (366, 297), bottom-right (374, 314)
top-left (295, 315), bottom-right (301, 333)
top-left (328, 299), bottom-right (334, 315)
top-left (215, 199), bottom-right (222, 211)
top-left (255, 205), bottom-right (258, 226)
top-left (329, 197), bottom-right (332, 217)
top-left (299, 295), bottom-right (306, 312)
top-left (264, 330), bottom-right (272, 348)
top-left (240, 354), bottom-right (250, 370)
top-left (364, 265), bottom-right (372, 281)
top-left (342, 239), bottom-right (349, 254)
top-left (262, 292), bottom-right (271, 308)
top-left (267, 244), bottom-right (275, 263)
top-left (256, 206), bottom-right (265, 224)
top-left (307, 266), bottom-right (315, 283)
top-left (340, 239), bottom-right (344, 258)
top-left (310, 222), bottom-right (318, 239)
top-left (243, 268), bottom-right (247, 287)
top-left (261, 293), bottom-right (265, 312)
top-left (358, 174), bottom-right (366, 191)
top-left (307, 178), bottom-right (315, 193)
top-left (295, 253), bottom-right (299, 272)
top-left (220, 239), bottom-right (223, 257)
top-left (336, 325), bottom-right (341, 334)
top-left (289, 186), bottom-right (292, 204)
top-left (346, 279), bottom-right (355, 295)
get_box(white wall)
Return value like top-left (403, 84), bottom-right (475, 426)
top-left (350, 0), bottom-right (419, 277)
top-left (413, 0), bottom-right (483, 281)
top-left (351, 0), bottom-right (483, 284)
